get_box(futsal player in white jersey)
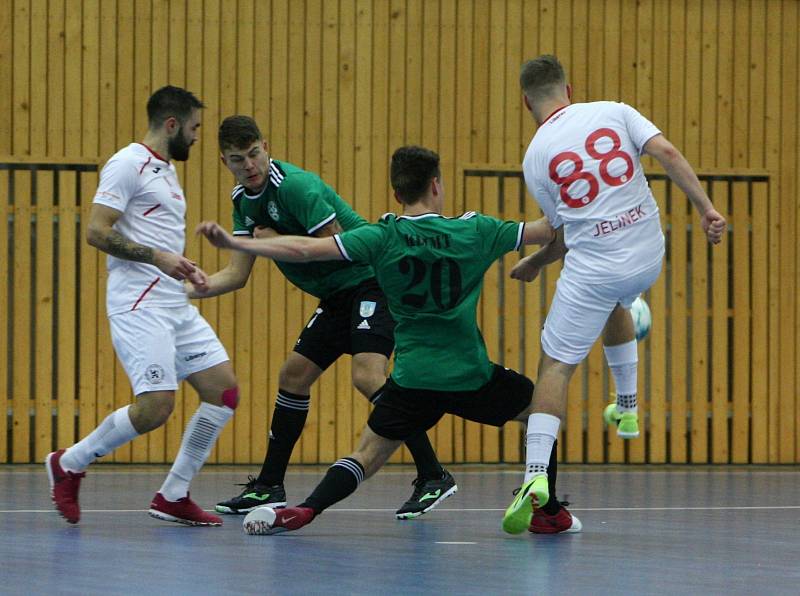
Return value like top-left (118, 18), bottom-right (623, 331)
top-left (502, 55), bottom-right (726, 533)
top-left (45, 86), bottom-right (240, 526)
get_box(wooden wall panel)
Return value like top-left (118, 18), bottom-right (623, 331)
top-left (0, 0), bottom-right (798, 465)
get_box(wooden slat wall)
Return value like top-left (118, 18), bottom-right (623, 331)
top-left (1, 0), bottom-right (798, 464)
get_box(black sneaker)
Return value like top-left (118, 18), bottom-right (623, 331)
top-left (215, 476), bottom-right (287, 514)
top-left (395, 470), bottom-right (458, 520)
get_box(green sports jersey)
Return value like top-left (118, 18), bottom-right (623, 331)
top-left (231, 159), bottom-right (373, 299)
top-left (336, 211), bottom-right (524, 391)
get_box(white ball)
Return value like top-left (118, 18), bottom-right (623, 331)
top-left (630, 296), bottom-right (651, 341)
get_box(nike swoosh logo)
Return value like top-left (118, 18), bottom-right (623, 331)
top-left (419, 489), bottom-right (442, 502)
top-left (243, 492), bottom-right (272, 501)
top-left (282, 515), bottom-right (296, 523)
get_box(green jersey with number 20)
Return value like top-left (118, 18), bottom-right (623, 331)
top-left (231, 159), bottom-right (373, 299)
top-left (335, 212), bottom-right (524, 391)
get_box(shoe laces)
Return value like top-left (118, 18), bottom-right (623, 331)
top-left (408, 477), bottom-right (427, 500)
top-left (236, 475), bottom-right (258, 490)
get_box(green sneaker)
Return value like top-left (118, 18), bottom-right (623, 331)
top-left (215, 476), bottom-right (287, 514)
top-left (502, 475), bottom-right (549, 535)
top-left (603, 403), bottom-right (640, 439)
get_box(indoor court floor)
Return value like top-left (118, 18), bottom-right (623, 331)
top-left (1, 464), bottom-right (798, 595)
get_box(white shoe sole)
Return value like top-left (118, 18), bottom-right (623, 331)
top-left (396, 484), bottom-right (458, 520)
top-left (148, 509), bottom-right (221, 526)
top-left (243, 507), bottom-right (287, 535)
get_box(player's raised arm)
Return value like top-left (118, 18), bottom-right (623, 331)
top-left (643, 134), bottom-right (727, 244)
top-left (197, 221), bottom-right (344, 263)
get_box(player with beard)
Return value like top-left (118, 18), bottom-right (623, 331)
top-left (45, 86), bottom-right (239, 526)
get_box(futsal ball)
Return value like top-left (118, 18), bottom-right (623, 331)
top-left (630, 296), bottom-right (651, 341)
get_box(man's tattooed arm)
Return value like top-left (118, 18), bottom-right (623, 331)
top-left (101, 228), bottom-right (156, 263)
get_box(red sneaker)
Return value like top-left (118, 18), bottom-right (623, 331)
top-left (45, 449), bottom-right (85, 524)
top-left (243, 506), bottom-right (316, 535)
top-left (149, 492), bottom-right (222, 526)
top-left (529, 503), bottom-right (583, 534)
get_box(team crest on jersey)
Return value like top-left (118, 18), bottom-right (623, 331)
top-left (145, 364), bottom-right (165, 384)
top-left (359, 301), bottom-right (377, 318)
top-left (268, 201), bottom-right (280, 221)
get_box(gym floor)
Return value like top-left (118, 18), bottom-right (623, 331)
top-left (1, 464), bottom-right (798, 595)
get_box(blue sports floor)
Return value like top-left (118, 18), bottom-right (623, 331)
top-left (1, 464), bottom-right (798, 595)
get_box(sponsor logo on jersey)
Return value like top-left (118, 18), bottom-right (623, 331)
top-left (184, 352), bottom-right (207, 362)
top-left (268, 200), bottom-right (280, 221)
top-left (152, 167), bottom-right (162, 174)
top-left (359, 301), bottom-right (376, 318)
top-left (145, 364), bottom-right (165, 384)
top-left (357, 319), bottom-right (371, 330)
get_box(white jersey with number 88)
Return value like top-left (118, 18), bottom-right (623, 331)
top-left (523, 101), bottom-right (665, 283)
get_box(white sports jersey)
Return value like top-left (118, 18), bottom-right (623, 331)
top-left (93, 143), bottom-right (189, 315)
top-left (523, 101), bottom-right (665, 283)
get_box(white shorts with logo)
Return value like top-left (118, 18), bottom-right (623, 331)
top-left (541, 259), bottom-right (663, 365)
top-left (109, 305), bottom-right (229, 396)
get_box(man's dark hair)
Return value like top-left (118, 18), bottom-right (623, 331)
top-left (519, 55), bottom-right (566, 100)
top-left (390, 146), bottom-right (441, 204)
top-left (146, 85), bottom-right (204, 128)
top-left (218, 115), bottom-right (263, 151)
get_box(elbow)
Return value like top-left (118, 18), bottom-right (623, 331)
top-left (86, 225), bottom-right (104, 248)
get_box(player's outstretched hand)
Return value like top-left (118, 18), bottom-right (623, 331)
top-left (510, 254), bottom-right (543, 283)
top-left (154, 250), bottom-right (198, 281)
top-left (196, 221), bottom-right (237, 250)
top-left (701, 208), bottom-right (727, 244)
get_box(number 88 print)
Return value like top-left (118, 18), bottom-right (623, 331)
top-left (548, 128), bottom-right (635, 208)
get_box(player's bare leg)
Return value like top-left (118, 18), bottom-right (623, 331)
top-left (45, 390), bottom-right (173, 524)
top-left (602, 303), bottom-right (640, 438)
top-left (149, 362), bottom-right (238, 526)
top-left (503, 356), bottom-right (576, 534)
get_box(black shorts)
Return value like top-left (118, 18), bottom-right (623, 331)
top-left (367, 365), bottom-right (534, 441)
top-left (293, 277), bottom-right (395, 371)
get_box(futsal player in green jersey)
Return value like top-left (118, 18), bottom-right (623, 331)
top-left (197, 145), bottom-right (583, 536)
top-left (188, 117), bottom-right (455, 519)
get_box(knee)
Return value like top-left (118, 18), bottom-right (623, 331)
top-left (351, 366), bottom-right (385, 399)
top-left (132, 396), bottom-right (174, 433)
top-left (279, 359), bottom-right (314, 392)
top-left (221, 386), bottom-right (240, 410)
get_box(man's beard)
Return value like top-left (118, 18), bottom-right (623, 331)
top-left (168, 130), bottom-right (192, 161)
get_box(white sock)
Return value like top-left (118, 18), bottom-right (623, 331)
top-left (524, 413), bottom-right (561, 483)
top-left (604, 340), bottom-right (638, 413)
top-left (60, 406), bottom-right (139, 473)
top-left (159, 402), bottom-right (234, 501)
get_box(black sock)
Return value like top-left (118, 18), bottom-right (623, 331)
top-left (300, 457), bottom-right (365, 514)
top-left (542, 439), bottom-right (561, 515)
top-left (405, 431), bottom-right (444, 480)
top-left (256, 389), bottom-right (310, 486)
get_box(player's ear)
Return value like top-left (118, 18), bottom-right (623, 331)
top-left (219, 153), bottom-right (227, 167)
top-left (164, 116), bottom-right (179, 135)
top-left (566, 84), bottom-right (573, 100)
top-left (522, 93), bottom-right (532, 112)
top-left (393, 191), bottom-right (403, 205)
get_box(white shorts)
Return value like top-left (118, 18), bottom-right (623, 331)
top-left (541, 260), bottom-right (662, 365)
top-left (109, 305), bottom-right (229, 396)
